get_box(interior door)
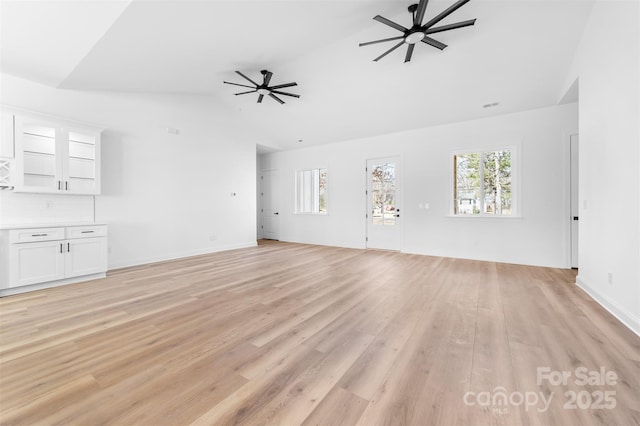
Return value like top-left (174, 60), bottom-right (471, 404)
top-left (570, 134), bottom-right (579, 268)
top-left (366, 157), bottom-right (401, 250)
top-left (261, 169), bottom-right (279, 240)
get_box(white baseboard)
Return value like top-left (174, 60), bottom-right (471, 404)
top-left (107, 241), bottom-right (258, 271)
top-left (0, 273), bottom-right (106, 297)
top-left (576, 275), bottom-right (640, 337)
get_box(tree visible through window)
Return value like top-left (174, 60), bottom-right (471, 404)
top-left (295, 168), bottom-right (327, 214)
top-left (453, 149), bottom-right (513, 215)
top-left (371, 162), bottom-right (396, 225)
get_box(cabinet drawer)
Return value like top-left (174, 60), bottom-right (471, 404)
top-left (9, 227), bottom-right (65, 243)
top-left (66, 225), bottom-right (107, 239)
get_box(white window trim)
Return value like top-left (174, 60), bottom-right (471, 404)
top-left (450, 144), bottom-right (520, 218)
top-left (294, 167), bottom-right (328, 215)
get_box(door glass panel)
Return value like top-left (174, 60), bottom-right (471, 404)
top-left (370, 162), bottom-right (396, 226)
top-left (21, 123), bottom-right (57, 189)
top-left (67, 131), bottom-right (97, 192)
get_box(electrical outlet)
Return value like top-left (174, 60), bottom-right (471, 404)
top-left (45, 200), bottom-right (53, 209)
top-left (108, 247), bottom-right (112, 254)
top-left (607, 272), bottom-right (613, 285)
top-left (209, 235), bottom-right (217, 241)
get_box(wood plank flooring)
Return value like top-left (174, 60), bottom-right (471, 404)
top-left (1, 240), bottom-right (639, 425)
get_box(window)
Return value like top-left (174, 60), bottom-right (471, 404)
top-left (295, 168), bottom-right (327, 214)
top-left (453, 148), bottom-right (514, 216)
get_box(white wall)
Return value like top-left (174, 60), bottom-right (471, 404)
top-left (0, 192), bottom-right (93, 225)
top-left (1, 74), bottom-right (257, 269)
top-left (567, 1), bottom-right (639, 335)
top-left (262, 103), bottom-right (578, 268)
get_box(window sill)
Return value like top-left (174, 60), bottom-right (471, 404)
top-left (446, 214), bottom-right (523, 220)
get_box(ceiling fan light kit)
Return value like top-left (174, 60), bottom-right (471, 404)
top-left (360, 0), bottom-right (477, 63)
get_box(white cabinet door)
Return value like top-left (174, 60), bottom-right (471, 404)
top-left (0, 111), bottom-right (14, 159)
top-left (13, 115), bottom-right (63, 194)
top-left (61, 127), bottom-right (101, 195)
top-left (9, 240), bottom-right (65, 288)
top-left (65, 237), bottom-right (108, 278)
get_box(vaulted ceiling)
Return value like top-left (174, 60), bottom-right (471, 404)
top-left (1, 0), bottom-right (592, 150)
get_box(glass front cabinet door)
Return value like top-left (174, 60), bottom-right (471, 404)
top-left (12, 113), bottom-right (101, 195)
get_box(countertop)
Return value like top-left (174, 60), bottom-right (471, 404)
top-left (0, 222), bottom-right (107, 230)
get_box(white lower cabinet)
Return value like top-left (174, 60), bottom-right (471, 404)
top-left (0, 224), bottom-right (107, 295)
top-left (10, 240), bottom-right (66, 287)
top-left (65, 237), bottom-right (108, 278)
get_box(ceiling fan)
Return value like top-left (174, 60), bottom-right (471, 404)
top-left (360, 0), bottom-right (476, 63)
top-left (223, 70), bottom-right (300, 104)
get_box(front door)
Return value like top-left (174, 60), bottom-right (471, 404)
top-left (366, 157), bottom-right (401, 250)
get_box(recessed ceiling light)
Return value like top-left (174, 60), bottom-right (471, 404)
top-left (297, 139), bottom-right (304, 143)
top-left (483, 102), bottom-right (500, 108)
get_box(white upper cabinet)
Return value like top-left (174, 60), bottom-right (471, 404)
top-left (0, 111), bottom-right (15, 159)
top-left (11, 112), bottom-right (101, 195)
top-left (63, 127), bottom-right (101, 194)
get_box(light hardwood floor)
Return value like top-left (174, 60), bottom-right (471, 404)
top-left (1, 241), bottom-right (639, 425)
